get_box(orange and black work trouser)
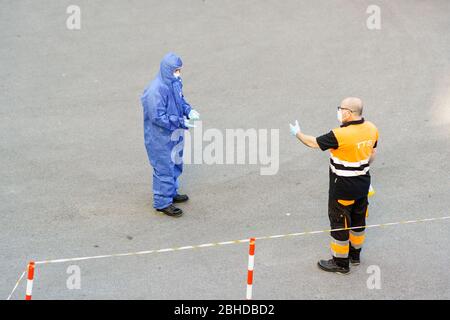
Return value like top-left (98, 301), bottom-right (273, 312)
top-left (328, 196), bottom-right (368, 267)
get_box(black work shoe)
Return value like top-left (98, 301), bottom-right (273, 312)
top-left (350, 257), bottom-right (361, 266)
top-left (173, 194), bottom-right (189, 203)
top-left (317, 259), bottom-right (350, 275)
top-left (156, 204), bottom-right (183, 217)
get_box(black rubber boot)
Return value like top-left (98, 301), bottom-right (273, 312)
top-left (350, 246), bottom-right (361, 265)
top-left (350, 257), bottom-right (361, 266)
top-left (156, 204), bottom-right (183, 217)
top-left (317, 259), bottom-right (350, 275)
top-left (173, 194), bottom-right (189, 203)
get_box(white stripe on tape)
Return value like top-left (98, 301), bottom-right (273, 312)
top-left (177, 246), bottom-right (194, 250)
top-left (198, 243), bottom-right (215, 248)
top-left (217, 241), bottom-right (234, 245)
top-left (269, 235), bottom-right (285, 239)
top-left (6, 270), bottom-right (26, 300)
top-left (157, 248), bottom-right (175, 253)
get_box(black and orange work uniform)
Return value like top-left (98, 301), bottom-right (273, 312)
top-left (316, 118), bottom-right (379, 267)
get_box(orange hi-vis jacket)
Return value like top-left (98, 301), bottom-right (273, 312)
top-left (330, 120), bottom-right (378, 178)
top-left (317, 118), bottom-right (379, 200)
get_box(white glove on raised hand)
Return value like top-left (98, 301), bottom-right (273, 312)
top-left (188, 109), bottom-right (200, 121)
top-left (184, 117), bottom-right (196, 128)
top-left (289, 120), bottom-right (301, 136)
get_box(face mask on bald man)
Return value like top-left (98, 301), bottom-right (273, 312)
top-left (337, 109), bottom-right (343, 123)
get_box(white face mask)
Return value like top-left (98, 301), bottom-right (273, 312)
top-left (173, 71), bottom-right (181, 78)
top-left (337, 109), bottom-right (343, 123)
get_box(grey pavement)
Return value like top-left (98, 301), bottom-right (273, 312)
top-left (1, 0), bottom-right (449, 299)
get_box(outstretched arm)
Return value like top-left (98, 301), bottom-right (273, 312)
top-left (295, 132), bottom-right (320, 149)
top-left (289, 120), bottom-right (337, 151)
top-left (289, 120), bottom-right (320, 149)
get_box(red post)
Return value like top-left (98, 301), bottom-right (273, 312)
top-left (246, 238), bottom-right (256, 300)
top-left (25, 261), bottom-right (35, 300)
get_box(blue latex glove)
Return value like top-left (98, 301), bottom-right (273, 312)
top-left (289, 120), bottom-right (301, 136)
top-left (184, 117), bottom-right (196, 128)
top-left (188, 109), bottom-right (200, 121)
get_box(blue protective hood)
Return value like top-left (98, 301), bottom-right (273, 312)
top-left (159, 52), bottom-right (183, 85)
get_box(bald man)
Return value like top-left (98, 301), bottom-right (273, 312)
top-left (289, 97), bottom-right (379, 274)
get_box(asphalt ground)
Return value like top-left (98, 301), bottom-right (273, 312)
top-left (1, 0), bottom-right (449, 299)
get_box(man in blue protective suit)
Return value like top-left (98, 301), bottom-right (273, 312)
top-left (141, 52), bottom-right (200, 217)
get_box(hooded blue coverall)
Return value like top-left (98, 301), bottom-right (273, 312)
top-left (140, 53), bottom-right (192, 209)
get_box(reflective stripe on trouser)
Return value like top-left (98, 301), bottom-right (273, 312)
top-left (349, 230), bottom-right (365, 249)
top-left (330, 238), bottom-right (349, 258)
